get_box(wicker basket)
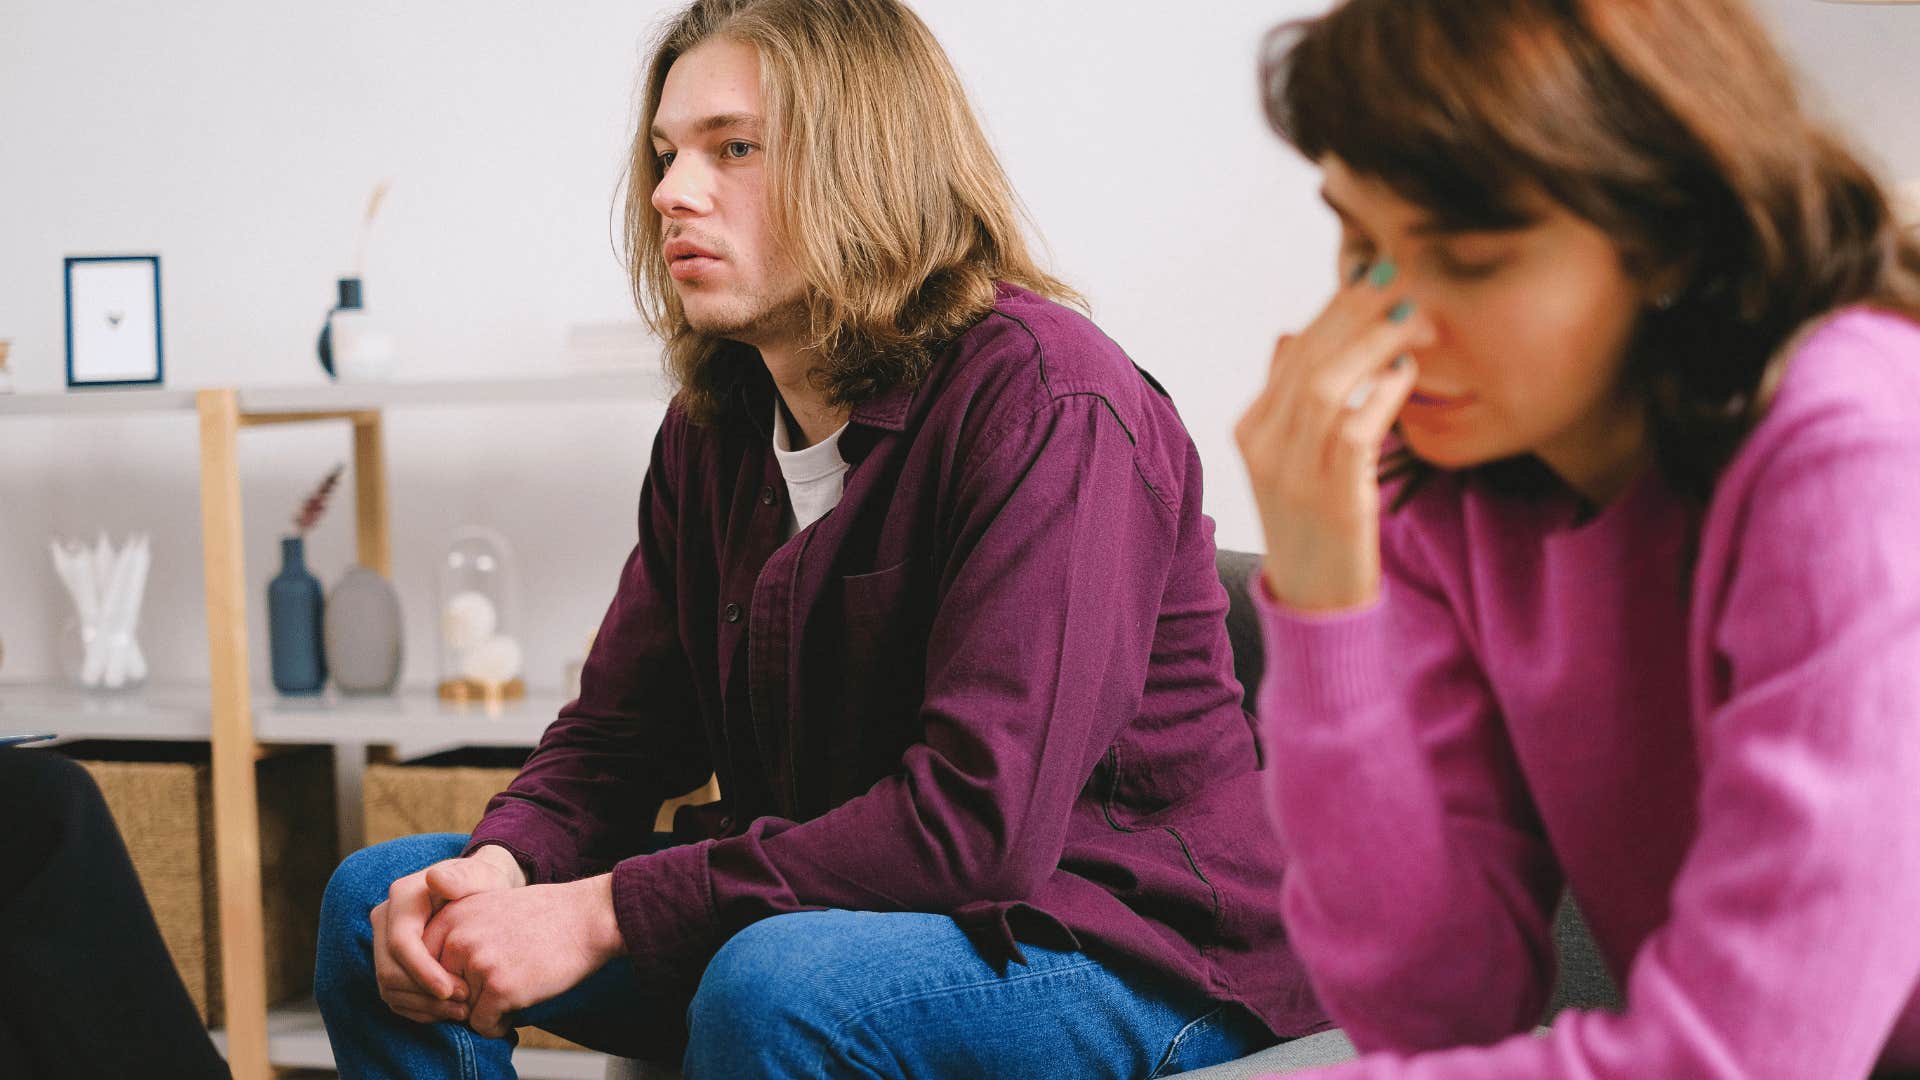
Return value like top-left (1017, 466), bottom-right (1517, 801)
top-left (363, 746), bottom-right (718, 846)
top-left (362, 746), bottom-right (528, 846)
top-left (56, 740), bottom-right (337, 1026)
top-left (362, 747), bottom-right (718, 1052)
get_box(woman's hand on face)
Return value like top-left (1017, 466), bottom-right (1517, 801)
top-left (1235, 261), bottom-right (1436, 613)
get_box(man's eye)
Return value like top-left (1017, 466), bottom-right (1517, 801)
top-left (723, 141), bottom-right (756, 159)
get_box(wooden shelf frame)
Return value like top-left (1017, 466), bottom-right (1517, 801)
top-left (199, 389), bottom-right (395, 1078)
top-left (3, 373), bottom-right (669, 1079)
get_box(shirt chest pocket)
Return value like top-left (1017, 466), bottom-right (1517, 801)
top-left (810, 558), bottom-right (933, 808)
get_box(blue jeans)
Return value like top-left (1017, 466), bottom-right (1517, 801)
top-left (316, 833), bottom-right (1272, 1079)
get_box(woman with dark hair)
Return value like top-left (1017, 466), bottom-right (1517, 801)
top-left (1236, 0), bottom-right (1920, 1075)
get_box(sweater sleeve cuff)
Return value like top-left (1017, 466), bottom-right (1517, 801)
top-left (1249, 566), bottom-right (1395, 716)
top-left (611, 839), bottom-right (720, 985)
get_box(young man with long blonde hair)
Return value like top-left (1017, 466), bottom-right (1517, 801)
top-left (314, 1), bottom-right (1318, 1075)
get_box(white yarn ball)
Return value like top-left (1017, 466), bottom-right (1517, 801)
top-left (461, 634), bottom-right (523, 684)
top-left (441, 591), bottom-right (498, 650)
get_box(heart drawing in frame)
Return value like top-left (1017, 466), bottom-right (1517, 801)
top-left (65, 254), bottom-right (164, 387)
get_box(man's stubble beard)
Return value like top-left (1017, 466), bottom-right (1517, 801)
top-left (683, 285), bottom-right (810, 351)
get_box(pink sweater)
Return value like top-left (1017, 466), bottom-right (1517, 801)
top-left (1256, 308), bottom-right (1920, 1078)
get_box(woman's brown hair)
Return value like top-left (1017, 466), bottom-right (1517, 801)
top-left (1264, 0), bottom-right (1920, 504)
top-left (626, 0), bottom-right (1079, 424)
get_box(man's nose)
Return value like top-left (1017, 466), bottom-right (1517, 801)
top-left (652, 155), bottom-right (714, 218)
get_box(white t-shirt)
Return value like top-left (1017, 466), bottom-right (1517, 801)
top-left (772, 404), bottom-right (850, 538)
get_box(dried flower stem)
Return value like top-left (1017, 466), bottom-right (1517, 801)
top-left (294, 463), bottom-right (346, 535)
top-left (352, 179), bottom-right (392, 276)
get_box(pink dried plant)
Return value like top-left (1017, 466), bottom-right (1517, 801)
top-left (293, 464), bottom-right (346, 536)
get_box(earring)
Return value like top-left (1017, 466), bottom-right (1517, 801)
top-left (1653, 290), bottom-right (1678, 311)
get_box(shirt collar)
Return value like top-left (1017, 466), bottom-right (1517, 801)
top-left (848, 379), bottom-right (917, 433)
top-left (722, 351), bottom-right (926, 438)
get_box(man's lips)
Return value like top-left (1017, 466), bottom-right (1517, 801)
top-left (664, 239), bottom-right (721, 262)
top-left (665, 239), bottom-right (723, 280)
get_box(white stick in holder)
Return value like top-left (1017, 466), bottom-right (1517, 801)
top-left (50, 532), bottom-right (151, 690)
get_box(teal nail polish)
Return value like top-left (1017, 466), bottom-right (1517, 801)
top-left (1389, 299), bottom-right (1416, 323)
top-left (1390, 354), bottom-right (1411, 370)
top-left (1368, 260), bottom-right (1398, 288)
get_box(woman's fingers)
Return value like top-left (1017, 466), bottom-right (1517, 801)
top-left (1331, 353), bottom-right (1420, 475)
top-left (1244, 333), bottom-right (1297, 430)
top-left (1263, 332), bottom-right (1297, 394)
top-left (1265, 266), bottom-right (1427, 456)
top-left (1289, 259), bottom-right (1407, 367)
top-left (1236, 334), bottom-right (1300, 473)
top-left (1280, 312), bottom-right (1432, 495)
top-left (1298, 300), bottom-right (1432, 423)
top-left (1243, 292), bottom-right (1428, 490)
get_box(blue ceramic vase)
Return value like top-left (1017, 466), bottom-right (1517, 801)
top-left (268, 535), bottom-right (327, 695)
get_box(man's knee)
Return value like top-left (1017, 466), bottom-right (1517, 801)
top-left (686, 912), bottom-right (854, 1067)
top-left (686, 910), bottom-right (967, 1077)
top-left (692, 912), bottom-right (830, 1018)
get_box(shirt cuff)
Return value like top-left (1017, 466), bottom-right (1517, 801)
top-left (460, 839), bottom-right (541, 887)
top-left (611, 838), bottom-right (720, 985)
top-left (1249, 566), bottom-right (1395, 716)
top-left (465, 806), bottom-right (577, 885)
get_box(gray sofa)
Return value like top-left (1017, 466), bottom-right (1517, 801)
top-left (603, 551), bottom-right (1620, 1078)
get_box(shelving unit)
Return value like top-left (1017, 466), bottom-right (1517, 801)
top-left (0, 681), bottom-right (582, 864)
top-left (0, 370), bottom-right (666, 1079)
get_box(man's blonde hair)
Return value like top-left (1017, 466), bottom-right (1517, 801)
top-left (625, 0), bottom-right (1081, 423)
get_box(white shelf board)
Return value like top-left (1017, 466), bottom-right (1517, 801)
top-left (0, 368), bottom-right (670, 418)
top-left (0, 681), bottom-right (565, 748)
top-left (209, 999), bottom-right (613, 1079)
top-left (236, 369), bottom-right (671, 414)
top-left (0, 386), bottom-right (198, 416)
top-left (259, 687), bottom-right (568, 746)
top-left (0, 680), bottom-right (211, 739)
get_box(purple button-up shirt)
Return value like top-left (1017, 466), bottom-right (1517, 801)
top-left (468, 285), bottom-right (1322, 1038)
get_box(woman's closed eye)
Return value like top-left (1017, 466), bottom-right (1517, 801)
top-left (1428, 242), bottom-right (1515, 282)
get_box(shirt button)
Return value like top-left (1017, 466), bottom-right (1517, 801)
top-left (760, 485), bottom-right (777, 507)
top-left (724, 603), bottom-right (743, 624)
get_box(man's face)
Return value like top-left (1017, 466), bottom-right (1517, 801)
top-left (650, 38), bottom-right (807, 347)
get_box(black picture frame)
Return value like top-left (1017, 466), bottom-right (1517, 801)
top-left (64, 254), bottom-right (165, 389)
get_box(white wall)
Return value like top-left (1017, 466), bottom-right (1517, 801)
top-left (1, 0), bottom-right (1915, 691)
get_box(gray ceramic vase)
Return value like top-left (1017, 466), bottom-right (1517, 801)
top-left (324, 564), bottom-right (403, 694)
